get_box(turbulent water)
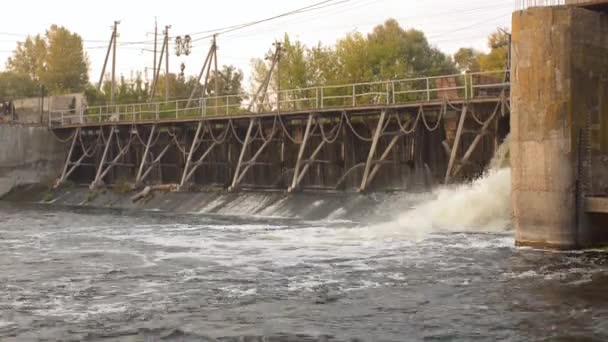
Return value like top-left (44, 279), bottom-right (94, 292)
top-left (1, 166), bottom-right (608, 341)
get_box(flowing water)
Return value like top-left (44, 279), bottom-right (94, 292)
top-left (1, 162), bottom-right (608, 341)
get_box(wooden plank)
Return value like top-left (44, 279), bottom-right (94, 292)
top-left (289, 113), bottom-right (314, 192)
top-left (445, 105), bottom-right (467, 184)
top-left (359, 110), bottom-right (387, 192)
top-left (585, 197), bottom-right (608, 214)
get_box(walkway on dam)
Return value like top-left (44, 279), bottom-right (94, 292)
top-left (47, 70), bottom-right (511, 194)
top-left (48, 71), bottom-right (509, 129)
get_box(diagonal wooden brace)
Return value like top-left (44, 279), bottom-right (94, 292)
top-left (55, 128), bottom-right (81, 187)
top-left (445, 105), bottom-right (467, 184)
top-left (135, 125), bottom-right (157, 186)
top-left (363, 133), bottom-right (404, 190)
top-left (231, 126), bottom-right (277, 190)
top-left (90, 126), bottom-right (116, 190)
top-left (229, 118), bottom-right (256, 192)
top-left (180, 121), bottom-right (205, 188)
top-left (180, 141), bottom-right (218, 187)
top-left (359, 110), bottom-right (387, 192)
top-left (288, 113), bottom-right (315, 192)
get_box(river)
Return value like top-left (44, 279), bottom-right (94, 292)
top-left (1, 168), bottom-right (608, 341)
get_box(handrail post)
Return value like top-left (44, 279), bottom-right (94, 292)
top-left (155, 103), bottom-right (159, 121)
top-left (386, 82), bottom-right (390, 105)
top-left (426, 78), bottom-right (431, 101)
top-left (176, 100), bottom-right (179, 119)
top-left (226, 95), bottom-right (229, 115)
top-left (392, 81), bottom-right (396, 104)
top-left (352, 84), bottom-right (356, 107)
top-left (320, 88), bottom-right (324, 109)
top-left (316, 88), bottom-right (319, 109)
top-left (464, 73), bottom-right (469, 100)
top-left (470, 73), bottom-right (475, 99)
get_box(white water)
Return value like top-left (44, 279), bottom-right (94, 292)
top-left (362, 137), bottom-right (512, 240)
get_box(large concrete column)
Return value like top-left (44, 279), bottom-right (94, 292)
top-left (511, 5), bottom-right (608, 249)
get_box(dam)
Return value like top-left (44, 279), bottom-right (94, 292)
top-left (48, 71), bottom-right (509, 193)
top-left (3, 1), bottom-right (608, 341)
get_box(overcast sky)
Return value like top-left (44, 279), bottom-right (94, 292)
top-left (0, 0), bottom-right (513, 84)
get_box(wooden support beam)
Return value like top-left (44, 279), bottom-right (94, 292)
top-left (55, 128), bottom-right (81, 187)
top-left (445, 105), bottom-right (467, 184)
top-left (90, 126), bottom-right (115, 190)
top-left (232, 128), bottom-right (277, 188)
top-left (181, 142), bottom-right (218, 186)
top-left (135, 125), bottom-right (157, 186)
top-left (452, 112), bottom-right (497, 178)
top-left (138, 143), bottom-right (172, 184)
top-left (359, 110), bottom-right (387, 192)
top-left (289, 113), bottom-right (315, 193)
top-left (585, 197), bottom-right (608, 214)
top-left (364, 133), bottom-right (403, 190)
top-left (229, 118), bottom-right (255, 192)
top-left (441, 140), bottom-right (452, 157)
top-left (180, 121), bottom-right (204, 188)
top-left (293, 140), bottom-right (327, 190)
top-left (96, 136), bottom-right (133, 184)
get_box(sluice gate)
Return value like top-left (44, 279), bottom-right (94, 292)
top-left (50, 72), bottom-right (510, 193)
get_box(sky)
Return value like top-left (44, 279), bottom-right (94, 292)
top-left (0, 0), bottom-right (513, 86)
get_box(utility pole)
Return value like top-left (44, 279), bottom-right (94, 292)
top-left (111, 21), bottom-right (120, 105)
top-left (152, 19), bottom-right (157, 95)
top-left (275, 41), bottom-right (283, 113)
top-left (186, 36), bottom-right (217, 109)
top-left (164, 25), bottom-right (171, 101)
top-left (97, 24), bottom-right (116, 91)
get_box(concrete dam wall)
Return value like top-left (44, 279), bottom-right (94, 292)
top-left (0, 125), bottom-right (66, 197)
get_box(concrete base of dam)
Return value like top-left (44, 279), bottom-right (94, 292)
top-left (511, 5), bottom-right (608, 249)
top-left (0, 125), bottom-right (66, 198)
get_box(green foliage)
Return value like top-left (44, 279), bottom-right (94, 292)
top-left (251, 19), bottom-right (457, 94)
top-left (0, 72), bottom-right (39, 99)
top-left (43, 25), bottom-right (89, 93)
top-left (6, 25), bottom-right (89, 96)
top-left (454, 48), bottom-right (482, 72)
top-left (6, 35), bottom-right (46, 81)
top-left (206, 65), bottom-right (245, 97)
top-left (454, 28), bottom-right (510, 73)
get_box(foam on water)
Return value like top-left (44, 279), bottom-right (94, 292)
top-left (355, 136), bottom-right (513, 240)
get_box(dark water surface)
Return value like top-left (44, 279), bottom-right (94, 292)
top-left (1, 202), bottom-right (608, 341)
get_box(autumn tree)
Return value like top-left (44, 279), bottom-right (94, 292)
top-left (42, 25), bottom-right (89, 93)
top-left (6, 35), bottom-right (46, 81)
top-left (453, 48), bottom-right (482, 72)
top-left (206, 65), bottom-right (245, 96)
top-left (251, 19), bottom-right (456, 94)
top-left (454, 28), bottom-right (510, 73)
top-left (6, 25), bottom-right (89, 95)
top-left (0, 72), bottom-right (38, 99)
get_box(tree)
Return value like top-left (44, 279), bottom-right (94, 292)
top-left (455, 28), bottom-right (510, 73)
top-left (0, 72), bottom-right (38, 99)
top-left (250, 19), bottom-right (456, 94)
top-left (42, 25), bottom-right (89, 93)
top-left (6, 35), bottom-right (46, 81)
top-left (454, 48), bottom-right (482, 72)
top-left (6, 25), bottom-right (89, 95)
top-left (206, 65), bottom-right (245, 96)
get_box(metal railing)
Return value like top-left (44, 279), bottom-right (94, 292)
top-left (49, 70), bottom-right (509, 127)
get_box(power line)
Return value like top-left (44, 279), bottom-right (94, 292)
top-left (190, 0), bottom-right (354, 42)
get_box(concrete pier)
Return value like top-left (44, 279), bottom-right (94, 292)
top-left (511, 3), bottom-right (608, 248)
